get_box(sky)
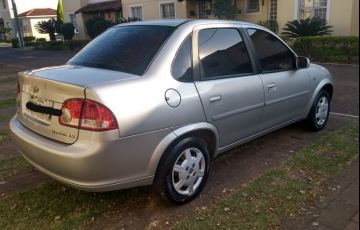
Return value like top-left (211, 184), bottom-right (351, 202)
top-left (14, 0), bottom-right (58, 13)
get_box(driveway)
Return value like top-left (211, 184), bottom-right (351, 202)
top-left (0, 47), bottom-right (358, 229)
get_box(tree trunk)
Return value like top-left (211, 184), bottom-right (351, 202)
top-left (49, 33), bottom-right (56, 41)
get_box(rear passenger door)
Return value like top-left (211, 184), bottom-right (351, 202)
top-left (245, 28), bottom-right (311, 131)
top-left (193, 26), bottom-right (265, 148)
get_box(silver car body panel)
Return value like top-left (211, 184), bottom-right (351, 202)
top-left (10, 20), bottom-right (334, 191)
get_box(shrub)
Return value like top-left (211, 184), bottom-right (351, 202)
top-left (23, 36), bottom-right (35, 42)
top-left (10, 38), bottom-right (18, 48)
top-left (36, 38), bottom-right (47, 42)
top-left (213, 0), bottom-right (238, 20)
top-left (291, 36), bottom-right (359, 64)
top-left (85, 17), bottom-right (113, 39)
top-left (22, 36), bottom-right (36, 46)
top-left (34, 40), bottom-right (89, 51)
top-left (259, 20), bottom-right (278, 33)
top-left (116, 17), bottom-right (141, 24)
top-left (282, 17), bottom-right (333, 38)
top-left (60, 23), bottom-right (75, 40)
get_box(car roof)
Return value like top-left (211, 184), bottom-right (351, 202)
top-left (115, 19), bottom-right (261, 29)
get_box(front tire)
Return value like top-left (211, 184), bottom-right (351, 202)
top-left (306, 89), bottom-right (331, 131)
top-left (154, 137), bottom-right (211, 204)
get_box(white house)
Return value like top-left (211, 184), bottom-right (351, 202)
top-left (18, 8), bottom-right (56, 40)
top-left (0, 0), bottom-right (57, 39)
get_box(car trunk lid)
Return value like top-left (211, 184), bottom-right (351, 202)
top-left (17, 65), bottom-right (134, 144)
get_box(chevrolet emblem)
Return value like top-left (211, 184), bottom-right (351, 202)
top-left (32, 86), bottom-right (40, 93)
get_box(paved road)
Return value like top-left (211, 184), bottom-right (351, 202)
top-left (0, 47), bottom-right (75, 69)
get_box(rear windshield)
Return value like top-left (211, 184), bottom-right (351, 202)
top-left (69, 25), bottom-right (175, 76)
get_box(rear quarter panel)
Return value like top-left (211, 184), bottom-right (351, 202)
top-left (85, 24), bottom-right (207, 138)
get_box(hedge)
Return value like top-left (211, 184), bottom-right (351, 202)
top-left (34, 40), bottom-right (89, 51)
top-left (290, 36), bottom-right (359, 64)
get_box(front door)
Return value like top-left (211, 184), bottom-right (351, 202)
top-left (245, 28), bottom-right (311, 131)
top-left (194, 27), bottom-right (265, 148)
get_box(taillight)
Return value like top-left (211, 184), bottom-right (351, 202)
top-left (16, 82), bottom-right (20, 107)
top-left (59, 99), bottom-right (118, 131)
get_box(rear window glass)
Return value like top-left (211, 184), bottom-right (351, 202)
top-left (69, 25), bottom-right (175, 76)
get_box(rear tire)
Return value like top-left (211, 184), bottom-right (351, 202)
top-left (306, 89), bottom-right (331, 131)
top-left (153, 137), bottom-right (211, 204)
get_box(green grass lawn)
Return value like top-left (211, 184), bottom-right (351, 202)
top-left (0, 99), bottom-right (15, 110)
top-left (174, 122), bottom-right (359, 229)
top-left (0, 122), bottom-right (358, 230)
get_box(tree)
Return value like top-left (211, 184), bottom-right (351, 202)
top-left (0, 27), bottom-right (12, 41)
top-left (35, 19), bottom-right (57, 41)
top-left (60, 23), bottom-right (75, 40)
top-left (282, 17), bottom-right (333, 38)
top-left (57, 0), bottom-right (65, 24)
top-left (213, 0), bottom-right (238, 20)
top-left (85, 17), bottom-right (113, 39)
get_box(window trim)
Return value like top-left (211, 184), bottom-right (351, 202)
top-left (243, 27), bottom-right (299, 74)
top-left (196, 27), bottom-right (257, 81)
top-left (129, 4), bottom-right (144, 20)
top-left (246, 0), bottom-right (261, 15)
top-left (159, 0), bottom-right (176, 19)
top-left (171, 34), bottom-right (194, 82)
top-left (69, 25), bottom-right (176, 76)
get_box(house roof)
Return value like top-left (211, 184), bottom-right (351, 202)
top-left (18, 8), bottom-right (56, 17)
top-left (75, 0), bottom-right (121, 14)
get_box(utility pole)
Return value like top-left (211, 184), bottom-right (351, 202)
top-left (11, 0), bottom-right (24, 47)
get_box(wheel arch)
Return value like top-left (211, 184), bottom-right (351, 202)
top-left (305, 79), bottom-right (334, 118)
top-left (148, 122), bottom-right (219, 180)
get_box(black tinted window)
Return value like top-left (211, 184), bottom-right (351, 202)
top-left (172, 36), bottom-right (192, 82)
top-left (198, 29), bottom-right (253, 79)
top-left (69, 26), bottom-right (174, 76)
top-left (246, 29), bottom-right (295, 72)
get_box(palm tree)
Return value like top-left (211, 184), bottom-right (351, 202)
top-left (0, 27), bottom-right (12, 41)
top-left (35, 19), bottom-right (57, 41)
top-left (282, 17), bottom-right (333, 38)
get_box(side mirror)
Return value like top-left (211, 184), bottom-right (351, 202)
top-left (297, 56), bottom-right (310, 69)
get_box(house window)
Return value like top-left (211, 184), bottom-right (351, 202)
top-left (69, 14), bottom-right (78, 28)
top-left (299, 0), bottom-right (328, 20)
top-left (247, 0), bottom-right (260, 13)
top-left (2, 0), bottom-right (6, 9)
top-left (160, 2), bottom-right (175, 19)
top-left (269, 0), bottom-right (277, 20)
top-left (130, 6), bottom-right (143, 20)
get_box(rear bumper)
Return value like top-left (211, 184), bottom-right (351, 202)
top-left (9, 115), bottom-right (171, 191)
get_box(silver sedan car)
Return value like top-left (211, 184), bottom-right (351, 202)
top-left (10, 20), bottom-right (333, 204)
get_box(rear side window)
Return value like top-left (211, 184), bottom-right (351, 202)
top-left (198, 28), bottom-right (253, 79)
top-left (69, 25), bottom-right (174, 76)
top-left (246, 29), bottom-right (295, 72)
top-left (172, 36), bottom-right (193, 82)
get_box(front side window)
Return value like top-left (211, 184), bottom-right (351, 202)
top-left (247, 0), bottom-right (260, 13)
top-left (130, 6), bottom-right (143, 20)
top-left (246, 29), bottom-right (295, 72)
top-left (199, 28), bottom-right (253, 79)
top-left (172, 36), bottom-right (192, 82)
top-left (160, 2), bottom-right (175, 19)
top-left (69, 26), bottom-right (174, 75)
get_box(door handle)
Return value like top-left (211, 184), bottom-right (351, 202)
top-left (209, 95), bottom-right (222, 103)
top-left (267, 83), bottom-right (277, 91)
